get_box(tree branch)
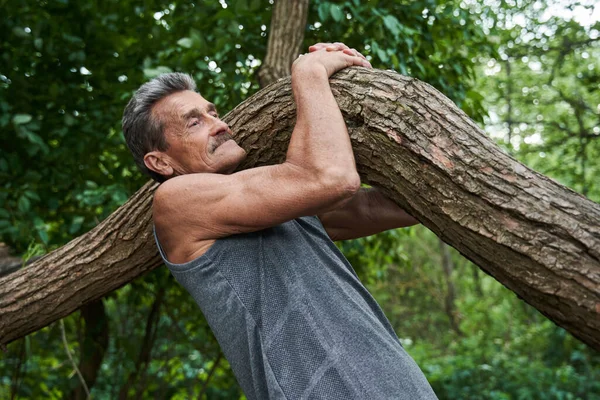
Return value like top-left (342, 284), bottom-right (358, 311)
top-left (0, 68), bottom-right (598, 351)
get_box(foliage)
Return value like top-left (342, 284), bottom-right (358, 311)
top-left (304, 0), bottom-right (495, 120)
top-left (1, 0), bottom-right (598, 399)
top-left (0, 0), bottom-right (269, 253)
top-left (475, 0), bottom-right (600, 199)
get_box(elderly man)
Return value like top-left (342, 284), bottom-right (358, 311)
top-left (123, 42), bottom-right (438, 399)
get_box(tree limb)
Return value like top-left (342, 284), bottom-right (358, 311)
top-left (0, 68), bottom-right (598, 351)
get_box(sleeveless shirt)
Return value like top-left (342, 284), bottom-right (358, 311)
top-left (155, 216), bottom-right (438, 399)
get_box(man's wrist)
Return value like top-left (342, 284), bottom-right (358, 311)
top-left (291, 63), bottom-right (329, 91)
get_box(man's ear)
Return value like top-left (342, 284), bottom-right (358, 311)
top-left (144, 151), bottom-right (174, 178)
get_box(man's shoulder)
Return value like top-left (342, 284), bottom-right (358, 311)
top-left (152, 173), bottom-right (226, 241)
top-left (152, 173), bottom-right (219, 215)
top-left (152, 177), bottom-right (183, 222)
top-left (153, 174), bottom-right (196, 199)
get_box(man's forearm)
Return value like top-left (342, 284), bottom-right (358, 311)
top-left (363, 188), bottom-right (419, 229)
top-left (286, 66), bottom-right (357, 179)
top-left (319, 188), bottom-right (419, 241)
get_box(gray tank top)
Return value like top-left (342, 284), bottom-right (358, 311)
top-left (155, 216), bottom-right (437, 399)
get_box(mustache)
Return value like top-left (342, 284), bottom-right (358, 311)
top-left (208, 131), bottom-right (234, 153)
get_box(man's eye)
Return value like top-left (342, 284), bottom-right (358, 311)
top-left (211, 112), bottom-right (219, 118)
top-left (190, 120), bottom-right (200, 127)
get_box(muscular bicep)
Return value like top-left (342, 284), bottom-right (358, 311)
top-left (153, 163), bottom-right (358, 240)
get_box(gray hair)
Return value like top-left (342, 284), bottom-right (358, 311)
top-left (122, 72), bottom-right (197, 182)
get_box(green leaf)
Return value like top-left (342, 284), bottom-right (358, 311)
top-left (12, 114), bottom-right (32, 125)
top-left (64, 114), bottom-right (76, 127)
top-left (12, 27), bottom-right (30, 38)
top-left (383, 15), bottom-right (401, 36)
top-left (318, 3), bottom-right (329, 21)
top-left (190, 29), bottom-right (206, 50)
top-left (24, 190), bottom-right (40, 202)
top-left (143, 66), bottom-right (173, 79)
top-left (177, 37), bottom-right (193, 49)
top-left (391, 54), bottom-right (400, 69)
top-left (34, 38), bottom-right (43, 50)
top-left (33, 217), bottom-right (44, 228)
top-left (377, 48), bottom-right (389, 63)
top-left (18, 196), bottom-right (31, 213)
top-left (330, 4), bottom-right (343, 22)
top-left (38, 229), bottom-right (49, 245)
top-left (69, 216), bottom-right (85, 235)
top-left (22, 130), bottom-right (49, 154)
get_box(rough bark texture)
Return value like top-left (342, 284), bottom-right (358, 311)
top-left (0, 68), bottom-right (599, 351)
top-left (257, 0), bottom-right (309, 88)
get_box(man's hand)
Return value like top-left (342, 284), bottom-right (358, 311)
top-left (308, 42), bottom-right (372, 68)
top-left (292, 42), bottom-right (371, 79)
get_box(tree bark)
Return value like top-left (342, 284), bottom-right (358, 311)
top-left (0, 68), bottom-right (599, 351)
top-left (257, 0), bottom-right (309, 88)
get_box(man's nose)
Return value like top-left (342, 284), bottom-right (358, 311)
top-left (209, 117), bottom-right (230, 136)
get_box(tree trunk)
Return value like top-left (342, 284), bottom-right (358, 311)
top-left (257, 0), bottom-right (309, 88)
top-left (68, 300), bottom-right (109, 400)
top-left (118, 283), bottom-right (165, 400)
top-left (438, 239), bottom-right (463, 336)
top-left (0, 68), bottom-right (599, 351)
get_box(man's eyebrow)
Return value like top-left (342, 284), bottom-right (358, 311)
top-left (182, 103), bottom-right (218, 120)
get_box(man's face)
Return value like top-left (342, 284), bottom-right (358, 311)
top-left (151, 90), bottom-right (247, 176)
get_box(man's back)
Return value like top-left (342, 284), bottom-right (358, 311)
top-left (156, 216), bottom-right (437, 399)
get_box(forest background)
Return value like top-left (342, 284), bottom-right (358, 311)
top-left (1, 0), bottom-right (599, 399)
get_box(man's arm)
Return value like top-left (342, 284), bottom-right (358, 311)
top-left (318, 188), bottom-right (419, 241)
top-left (154, 47), bottom-right (371, 243)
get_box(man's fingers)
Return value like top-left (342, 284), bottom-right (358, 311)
top-left (333, 42), bottom-right (350, 50)
top-left (344, 53), bottom-right (372, 69)
top-left (342, 48), bottom-right (368, 60)
top-left (344, 49), bottom-right (367, 60)
top-left (342, 51), bottom-right (371, 68)
top-left (309, 43), bottom-right (332, 52)
top-left (306, 42), bottom-right (372, 69)
top-left (309, 42), bottom-right (352, 53)
top-left (327, 42), bottom-right (349, 52)
top-left (308, 43), bottom-right (368, 64)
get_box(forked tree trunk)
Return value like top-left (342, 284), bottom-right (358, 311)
top-left (0, 68), bottom-right (599, 351)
